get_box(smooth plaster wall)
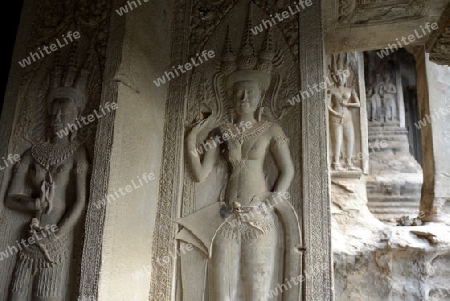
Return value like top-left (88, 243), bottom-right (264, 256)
top-left (97, 1), bottom-right (173, 300)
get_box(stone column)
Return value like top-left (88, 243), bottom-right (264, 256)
top-left (83, 1), bottom-right (173, 300)
top-left (300, 0), bottom-right (334, 299)
top-left (413, 46), bottom-right (450, 223)
top-left (357, 52), bottom-right (370, 174)
top-left (395, 64), bottom-right (406, 128)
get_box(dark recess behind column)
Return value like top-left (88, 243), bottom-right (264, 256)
top-left (1, 0), bottom-right (24, 117)
top-left (396, 49), bottom-right (422, 165)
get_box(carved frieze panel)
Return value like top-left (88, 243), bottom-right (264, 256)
top-left (338, 0), bottom-right (431, 25)
top-left (428, 4), bottom-right (450, 66)
top-left (429, 26), bottom-right (450, 65)
top-left (190, 0), bottom-right (300, 58)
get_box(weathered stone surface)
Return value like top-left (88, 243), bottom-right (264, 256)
top-left (1, 0), bottom-right (450, 300)
top-left (367, 150), bottom-right (423, 221)
top-left (413, 48), bottom-right (450, 223)
top-left (323, 0), bottom-right (450, 53)
top-left (332, 179), bottom-right (450, 301)
top-left (149, 0), bottom-right (333, 300)
top-left (364, 51), bottom-right (423, 221)
top-left (0, 1), bottom-right (112, 299)
top-left (427, 3), bottom-right (450, 66)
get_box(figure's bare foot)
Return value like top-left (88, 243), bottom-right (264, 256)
top-left (332, 163), bottom-right (345, 171)
top-left (345, 162), bottom-right (360, 171)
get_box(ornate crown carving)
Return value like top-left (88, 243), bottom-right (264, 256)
top-left (47, 44), bottom-right (90, 113)
top-left (221, 5), bottom-right (281, 93)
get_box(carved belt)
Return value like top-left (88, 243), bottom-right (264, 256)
top-left (330, 114), bottom-right (352, 125)
top-left (232, 202), bottom-right (270, 216)
top-left (217, 200), bottom-right (276, 241)
top-left (20, 232), bottom-right (71, 268)
top-left (218, 212), bottom-right (276, 241)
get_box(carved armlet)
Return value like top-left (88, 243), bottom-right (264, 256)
top-left (10, 162), bottom-right (33, 197)
top-left (270, 135), bottom-right (290, 147)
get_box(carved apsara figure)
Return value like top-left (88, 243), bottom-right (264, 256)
top-left (176, 18), bottom-right (302, 301)
top-left (367, 74), bottom-right (382, 122)
top-left (5, 63), bottom-right (90, 301)
top-left (328, 63), bottom-right (361, 171)
top-left (186, 81), bottom-right (293, 299)
top-left (379, 74), bottom-right (397, 122)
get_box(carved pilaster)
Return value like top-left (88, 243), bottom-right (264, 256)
top-left (149, 0), bottom-right (192, 299)
top-left (300, 0), bottom-right (334, 300)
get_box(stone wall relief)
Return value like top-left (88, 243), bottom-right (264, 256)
top-left (327, 53), bottom-right (363, 175)
top-left (5, 53), bottom-right (91, 301)
top-left (190, 0), bottom-right (300, 58)
top-left (366, 73), bottom-right (383, 122)
top-left (380, 74), bottom-right (398, 122)
top-left (338, 0), bottom-right (431, 25)
top-left (429, 24), bottom-right (450, 66)
top-left (366, 73), bottom-right (399, 124)
top-left (428, 3), bottom-right (450, 66)
top-left (365, 54), bottom-right (400, 126)
top-left (150, 1), bottom-right (303, 300)
top-left (149, 0), bottom-right (335, 300)
top-left (0, 0), bottom-right (111, 300)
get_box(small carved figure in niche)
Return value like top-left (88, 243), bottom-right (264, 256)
top-left (367, 74), bottom-right (382, 122)
top-left (328, 69), bottom-right (361, 171)
top-left (5, 64), bottom-right (90, 301)
top-left (177, 16), bottom-right (301, 301)
top-left (379, 74), bottom-right (397, 122)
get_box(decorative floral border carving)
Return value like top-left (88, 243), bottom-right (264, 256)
top-left (338, 0), bottom-right (431, 25)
